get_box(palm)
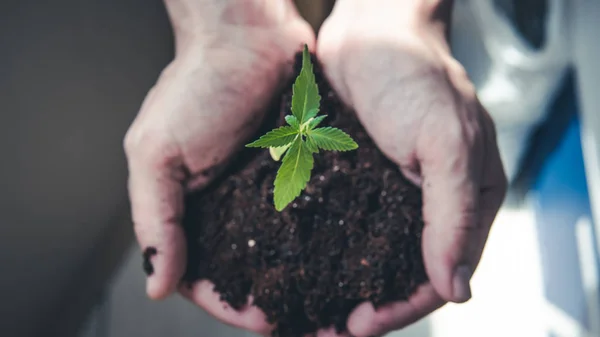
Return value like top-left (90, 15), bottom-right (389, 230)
top-left (317, 14), bottom-right (452, 184)
top-left (136, 28), bottom-right (314, 190)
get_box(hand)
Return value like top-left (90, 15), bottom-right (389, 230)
top-left (317, 1), bottom-right (508, 336)
top-left (123, 1), bottom-right (314, 334)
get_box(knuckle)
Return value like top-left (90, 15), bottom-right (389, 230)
top-left (124, 125), bottom-right (177, 165)
top-left (123, 126), bottom-right (141, 156)
top-left (446, 58), bottom-right (477, 98)
top-left (448, 59), bottom-right (468, 80)
top-left (440, 118), bottom-right (466, 151)
top-left (457, 208), bottom-right (481, 231)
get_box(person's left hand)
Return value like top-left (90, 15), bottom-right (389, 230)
top-left (316, 1), bottom-right (508, 336)
top-left (123, 1), bottom-right (315, 335)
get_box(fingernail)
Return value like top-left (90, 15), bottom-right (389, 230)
top-left (452, 264), bottom-right (472, 302)
top-left (142, 247), bottom-right (158, 276)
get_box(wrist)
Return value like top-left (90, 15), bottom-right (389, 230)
top-left (332, 0), bottom-right (453, 43)
top-left (164, 0), bottom-right (292, 36)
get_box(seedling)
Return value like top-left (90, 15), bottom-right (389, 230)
top-left (246, 45), bottom-right (358, 211)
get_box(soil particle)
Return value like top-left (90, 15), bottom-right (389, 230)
top-left (142, 247), bottom-right (157, 276)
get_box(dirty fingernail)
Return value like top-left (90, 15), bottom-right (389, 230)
top-left (452, 264), bottom-right (472, 302)
top-left (143, 247), bottom-right (158, 276)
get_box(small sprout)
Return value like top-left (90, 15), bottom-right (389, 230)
top-left (246, 44), bottom-right (358, 211)
top-left (269, 144), bottom-right (291, 162)
top-left (248, 239), bottom-right (256, 248)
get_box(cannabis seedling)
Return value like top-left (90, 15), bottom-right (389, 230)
top-left (246, 45), bottom-right (358, 211)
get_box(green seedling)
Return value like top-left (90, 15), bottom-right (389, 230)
top-left (246, 45), bottom-right (358, 211)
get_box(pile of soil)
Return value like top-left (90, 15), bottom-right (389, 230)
top-left (182, 52), bottom-right (427, 337)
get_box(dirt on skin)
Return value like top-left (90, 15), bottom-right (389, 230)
top-left (181, 52), bottom-right (428, 337)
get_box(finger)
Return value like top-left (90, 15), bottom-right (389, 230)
top-left (124, 123), bottom-right (187, 300)
top-left (347, 284), bottom-right (445, 337)
top-left (417, 107), bottom-right (484, 304)
top-left (315, 327), bottom-right (351, 337)
top-left (475, 109), bottom-right (508, 254)
top-left (179, 281), bottom-right (274, 336)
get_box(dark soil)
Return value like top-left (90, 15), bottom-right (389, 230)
top-left (143, 247), bottom-right (157, 276)
top-left (182, 52), bottom-right (427, 337)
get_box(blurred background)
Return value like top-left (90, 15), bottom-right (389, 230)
top-left (1, 0), bottom-right (599, 336)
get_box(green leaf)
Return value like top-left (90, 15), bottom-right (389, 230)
top-left (309, 127), bottom-right (359, 151)
top-left (305, 134), bottom-right (319, 153)
top-left (269, 143), bottom-right (291, 161)
top-left (307, 115), bottom-right (327, 130)
top-left (246, 126), bottom-right (298, 148)
top-left (285, 115), bottom-right (300, 129)
top-left (305, 108), bottom-right (319, 122)
top-left (273, 137), bottom-right (314, 211)
top-left (291, 45), bottom-right (321, 124)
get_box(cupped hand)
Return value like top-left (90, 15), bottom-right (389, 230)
top-left (123, 1), bottom-right (314, 334)
top-left (317, 1), bottom-right (508, 336)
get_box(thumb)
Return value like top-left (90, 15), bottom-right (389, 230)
top-left (124, 125), bottom-right (187, 300)
top-left (417, 111), bottom-right (486, 304)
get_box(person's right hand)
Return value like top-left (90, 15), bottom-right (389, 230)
top-left (123, 1), bottom-right (314, 335)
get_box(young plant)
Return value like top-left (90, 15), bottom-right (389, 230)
top-left (246, 45), bottom-right (358, 211)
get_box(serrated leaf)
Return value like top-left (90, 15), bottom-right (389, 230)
top-left (305, 108), bottom-right (319, 122)
top-left (309, 127), bottom-right (359, 151)
top-left (305, 134), bottom-right (319, 153)
top-left (269, 143), bottom-right (291, 161)
top-left (307, 115), bottom-right (327, 130)
top-left (273, 137), bottom-right (314, 211)
top-left (285, 115), bottom-right (300, 129)
top-left (291, 45), bottom-right (321, 124)
top-left (246, 126), bottom-right (298, 148)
